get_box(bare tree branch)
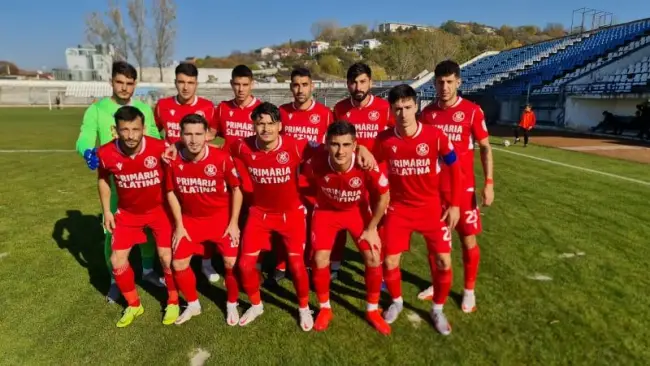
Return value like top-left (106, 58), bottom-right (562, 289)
top-left (85, 12), bottom-right (113, 47)
top-left (106, 0), bottom-right (129, 61)
top-left (151, 0), bottom-right (176, 82)
top-left (127, 0), bottom-right (147, 80)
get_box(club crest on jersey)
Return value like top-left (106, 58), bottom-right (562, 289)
top-left (288, 113), bottom-right (293, 120)
top-left (116, 162), bottom-right (123, 171)
top-left (309, 114), bottom-right (320, 124)
top-left (170, 109), bottom-right (176, 116)
top-left (368, 110), bottom-right (380, 121)
top-left (276, 151), bottom-right (290, 164)
top-left (144, 156), bottom-right (158, 169)
top-left (349, 177), bottom-right (362, 188)
top-left (416, 143), bottom-right (429, 156)
top-left (204, 164), bottom-right (217, 177)
top-left (453, 111), bottom-right (465, 123)
top-left (196, 110), bottom-right (205, 117)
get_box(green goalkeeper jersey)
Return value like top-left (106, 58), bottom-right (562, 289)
top-left (75, 97), bottom-right (161, 156)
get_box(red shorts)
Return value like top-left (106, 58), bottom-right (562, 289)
top-left (441, 189), bottom-right (482, 237)
top-left (311, 207), bottom-right (371, 252)
top-left (112, 207), bottom-right (172, 250)
top-left (241, 206), bottom-right (307, 255)
top-left (382, 205), bottom-right (452, 255)
top-left (173, 213), bottom-right (238, 259)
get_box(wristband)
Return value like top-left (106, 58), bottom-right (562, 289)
top-left (485, 178), bottom-right (494, 185)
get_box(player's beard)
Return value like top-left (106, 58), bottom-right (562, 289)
top-left (352, 90), bottom-right (368, 103)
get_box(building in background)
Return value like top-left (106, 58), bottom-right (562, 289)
top-left (378, 22), bottom-right (435, 33)
top-left (52, 44), bottom-right (115, 81)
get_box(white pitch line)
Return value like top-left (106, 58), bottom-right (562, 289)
top-left (493, 147), bottom-right (650, 187)
top-left (0, 149), bottom-right (75, 153)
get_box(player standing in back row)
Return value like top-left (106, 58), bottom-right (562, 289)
top-left (330, 63), bottom-right (393, 280)
top-left (154, 62), bottom-right (222, 284)
top-left (417, 60), bottom-right (494, 313)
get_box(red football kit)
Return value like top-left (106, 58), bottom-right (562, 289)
top-left (231, 134), bottom-right (316, 309)
top-left (154, 96), bottom-right (216, 144)
top-left (280, 100), bottom-right (333, 143)
top-left (304, 150), bottom-right (389, 253)
top-left (333, 95), bottom-right (394, 151)
top-left (373, 123), bottom-right (461, 255)
top-left (212, 97), bottom-right (262, 149)
top-left (419, 97), bottom-right (489, 236)
top-left (165, 145), bottom-right (241, 259)
top-left (211, 97), bottom-right (261, 193)
top-left (97, 136), bottom-right (171, 250)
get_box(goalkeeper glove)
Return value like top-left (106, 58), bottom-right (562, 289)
top-left (83, 148), bottom-right (99, 170)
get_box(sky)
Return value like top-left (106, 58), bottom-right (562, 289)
top-left (0, 0), bottom-right (648, 70)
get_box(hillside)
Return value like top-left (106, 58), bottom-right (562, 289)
top-left (193, 20), bottom-right (571, 80)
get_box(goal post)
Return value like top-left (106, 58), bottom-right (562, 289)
top-left (47, 89), bottom-right (66, 110)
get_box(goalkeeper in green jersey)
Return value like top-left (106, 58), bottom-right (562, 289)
top-left (76, 61), bottom-right (165, 303)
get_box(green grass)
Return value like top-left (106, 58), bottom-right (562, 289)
top-left (1, 107), bottom-right (650, 365)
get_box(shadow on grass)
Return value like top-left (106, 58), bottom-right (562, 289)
top-left (52, 209), bottom-right (171, 308)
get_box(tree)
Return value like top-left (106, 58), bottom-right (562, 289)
top-left (440, 20), bottom-right (462, 35)
top-left (381, 40), bottom-right (418, 79)
top-left (369, 63), bottom-right (388, 80)
top-left (311, 20), bottom-right (339, 42)
top-left (417, 30), bottom-right (461, 71)
top-left (151, 0), bottom-right (176, 82)
top-left (107, 0), bottom-right (129, 61)
top-left (318, 54), bottom-right (342, 76)
top-left (0, 61), bottom-right (20, 75)
top-left (543, 23), bottom-right (566, 38)
top-left (127, 0), bottom-right (147, 80)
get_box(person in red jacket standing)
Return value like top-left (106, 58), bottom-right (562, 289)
top-left (515, 104), bottom-right (536, 147)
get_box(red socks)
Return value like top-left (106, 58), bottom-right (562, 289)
top-left (429, 255), bottom-right (452, 306)
top-left (113, 264), bottom-right (140, 307)
top-left (463, 245), bottom-right (480, 290)
top-left (239, 254), bottom-right (261, 305)
top-left (288, 255), bottom-right (310, 308)
top-left (174, 266), bottom-right (198, 302)
top-left (225, 267), bottom-right (239, 303)
top-left (365, 265), bottom-right (382, 305)
top-left (383, 267), bottom-right (402, 299)
top-left (163, 267), bottom-right (178, 305)
top-left (312, 266), bottom-right (330, 304)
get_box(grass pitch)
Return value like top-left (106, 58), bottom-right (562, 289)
top-left (0, 108), bottom-right (649, 365)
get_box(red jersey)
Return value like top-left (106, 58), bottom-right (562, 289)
top-left (373, 123), bottom-right (460, 208)
top-left (230, 135), bottom-right (316, 213)
top-left (154, 96), bottom-right (216, 144)
top-left (419, 97), bottom-right (489, 191)
top-left (97, 136), bottom-right (167, 214)
top-left (165, 145), bottom-right (240, 218)
top-left (333, 95), bottom-right (394, 150)
top-left (303, 150), bottom-right (389, 211)
top-left (212, 97), bottom-right (262, 148)
top-left (279, 100), bottom-right (333, 143)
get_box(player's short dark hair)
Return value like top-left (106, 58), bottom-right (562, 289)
top-left (434, 60), bottom-right (461, 78)
top-left (232, 64), bottom-right (253, 79)
top-left (111, 61), bottom-right (138, 80)
top-left (175, 62), bottom-right (198, 78)
top-left (180, 114), bottom-right (208, 132)
top-left (291, 67), bottom-right (312, 80)
top-left (388, 84), bottom-right (417, 105)
top-left (113, 105), bottom-right (144, 126)
top-left (251, 102), bottom-right (280, 123)
top-left (347, 62), bottom-right (372, 83)
top-left (326, 121), bottom-right (356, 142)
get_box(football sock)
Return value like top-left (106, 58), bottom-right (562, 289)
top-left (431, 256), bottom-right (452, 306)
top-left (163, 267), bottom-right (178, 305)
top-left (174, 266), bottom-right (198, 302)
top-left (113, 264), bottom-right (140, 307)
top-left (463, 245), bottom-right (480, 290)
top-left (365, 265), bottom-right (382, 306)
top-left (225, 267), bottom-right (239, 303)
top-left (239, 255), bottom-right (261, 305)
top-left (383, 267), bottom-right (402, 300)
top-left (288, 255), bottom-right (310, 308)
top-left (312, 266), bottom-right (330, 305)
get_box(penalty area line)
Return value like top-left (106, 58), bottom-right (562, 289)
top-left (492, 147), bottom-right (650, 187)
top-left (0, 149), bottom-right (75, 153)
